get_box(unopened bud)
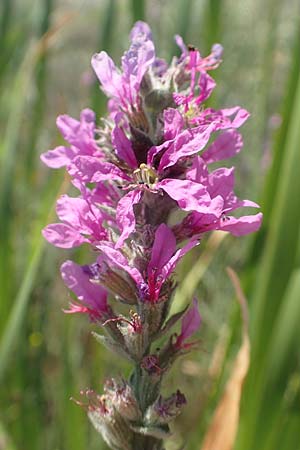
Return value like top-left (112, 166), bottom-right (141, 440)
top-left (129, 107), bottom-right (150, 133)
top-left (104, 378), bottom-right (141, 421)
top-left (141, 301), bottom-right (167, 337)
top-left (118, 313), bottom-right (149, 361)
top-left (144, 88), bottom-right (174, 114)
top-left (98, 266), bottom-right (138, 305)
top-left (139, 71), bottom-right (153, 97)
top-left (141, 355), bottom-right (162, 377)
top-left (76, 390), bottom-right (133, 450)
top-left (145, 390), bottom-right (187, 425)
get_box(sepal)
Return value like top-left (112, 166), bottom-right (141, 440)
top-left (130, 424), bottom-right (171, 440)
top-left (92, 332), bottom-right (135, 363)
top-left (119, 320), bottom-right (149, 361)
top-left (104, 378), bottom-right (142, 422)
top-left (141, 300), bottom-right (169, 337)
top-left (153, 305), bottom-right (189, 340)
top-left (88, 404), bottom-right (133, 450)
top-left (145, 391), bottom-right (186, 425)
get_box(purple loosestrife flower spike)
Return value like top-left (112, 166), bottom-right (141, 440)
top-left (41, 21), bottom-right (262, 450)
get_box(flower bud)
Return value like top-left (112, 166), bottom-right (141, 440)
top-left (118, 312), bottom-right (149, 361)
top-left (104, 378), bottom-right (141, 421)
top-left (145, 390), bottom-right (187, 425)
top-left (76, 390), bottom-right (133, 450)
top-left (141, 355), bottom-right (162, 377)
top-left (143, 88), bottom-right (174, 114)
top-left (139, 71), bottom-right (153, 97)
top-left (141, 301), bottom-right (168, 337)
top-left (98, 265), bottom-right (138, 305)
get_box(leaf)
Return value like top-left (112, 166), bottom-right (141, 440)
top-left (200, 268), bottom-right (250, 450)
top-left (131, 0), bottom-right (145, 22)
top-left (0, 175), bottom-right (68, 383)
top-left (266, 268), bottom-right (300, 384)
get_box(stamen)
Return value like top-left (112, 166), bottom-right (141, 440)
top-left (133, 163), bottom-right (158, 186)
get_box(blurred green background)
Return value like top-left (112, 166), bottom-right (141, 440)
top-left (1, 0), bottom-right (300, 449)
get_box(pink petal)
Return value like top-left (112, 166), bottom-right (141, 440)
top-left (238, 199), bottom-right (260, 208)
top-left (122, 23), bottom-right (155, 87)
top-left (130, 21), bottom-right (153, 41)
top-left (186, 156), bottom-right (209, 183)
top-left (148, 224), bottom-right (176, 276)
top-left (180, 298), bottom-right (201, 341)
top-left (42, 224), bottom-right (86, 248)
top-left (80, 108), bottom-right (96, 126)
top-left (161, 239), bottom-right (199, 282)
top-left (224, 195), bottom-right (260, 213)
top-left (207, 167), bottom-right (235, 200)
top-left (91, 51), bottom-right (123, 99)
top-left (56, 195), bottom-right (89, 230)
top-left (174, 34), bottom-right (188, 57)
top-left (61, 260), bottom-right (108, 311)
top-left (221, 107), bottom-right (250, 128)
top-left (202, 130), bottom-right (243, 164)
top-left (196, 72), bottom-right (216, 104)
top-left (68, 155), bottom-right (129, 183)
top-left (218, 213), bottom-right (263, 236)
top-left (56, 114), bottom-right (80, 142)
top-left (112, 124), bottom-right (137, 168)
top-left (40, 145), bottom-right (76, 168)
top-left (97, 242), bottom-right (144, 286)
top-left (158, 123), bottom-right (216, 171)
top-left (163, 108), bottom-right (184, 140)
top-left (231, 108), bottom-right (250, 128)
top-left (147, 140), bottom-right (171, 166)
top-left (56, 109), bottom-right (95, 145)
top-left (115, 190), bottom-right (142, 248)
top-left (158, 179), bottom-right (212, 213)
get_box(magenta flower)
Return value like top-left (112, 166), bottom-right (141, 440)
top-left (42, 194), bottom-right (109, 248)
top-left (96, 223), bottom-right (199, 303)
top-left (189, 105), bottom-right (250, 128)
top-left (61, 260), bottom-right (109, 320)
top-left (41, 109), bottom-right (101, 169)
top-left (65, 121), bottom-right (223, 248)
top-left (174, 298), bottom-right (201, 349)
top-left (172, 37), bottom-right (223, 112)
top-left (91, 21), bottom-right (155, 113)
top-left (173, 155), bottom-right (262, 240)
top-left (145, 224), bottom-right (199, 302)
top-left (41, 21), bottom-right (263, 448)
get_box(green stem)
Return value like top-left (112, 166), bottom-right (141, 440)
top-left (130, 365), bottom-right (164, 450)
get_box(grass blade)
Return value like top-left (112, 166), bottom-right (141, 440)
top-left (131, 0), bottom-right (145, 22)
top-left (0, 176), bottom-right (68, 383)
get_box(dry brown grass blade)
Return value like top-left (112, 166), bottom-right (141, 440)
top-left (200, 267), bottom-right (250, 450)
top-left (36, 10), bottom-right (78, 55)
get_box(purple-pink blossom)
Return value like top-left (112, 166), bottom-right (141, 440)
top-left (41, 21), bottom-right (263, 446)
top-left (42, 194), bottom-right (108, 248)
top-left (61, 260), bottom-right (109, 320)
top-left (91, 22), bottom-right (155, 113)
top-left (93, 224), bottom-right (199, 303)
top-left (41, 109), bottom-right (101, 169)
top-left (41, 20), bottom-right (262, 318)
top-left (174, 298), bottom-right (201, 349)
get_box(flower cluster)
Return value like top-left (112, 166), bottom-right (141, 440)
top-left (42, 22), bottom-right (262, 450)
